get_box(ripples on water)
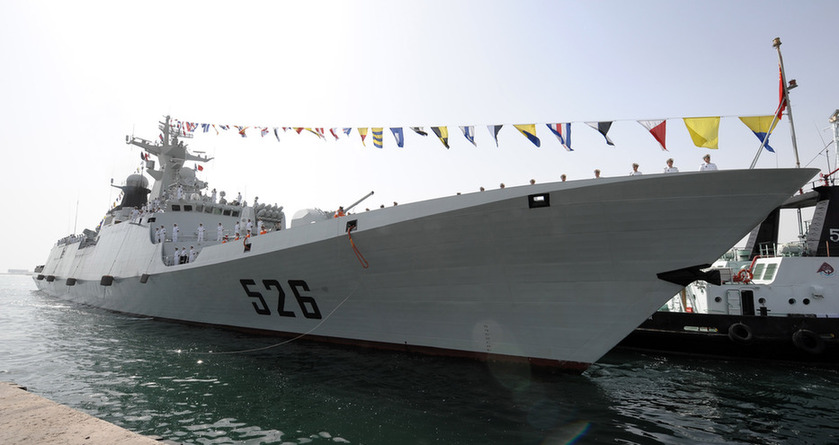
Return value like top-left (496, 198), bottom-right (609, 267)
top-left (2, 274), bottom-right (838, 444)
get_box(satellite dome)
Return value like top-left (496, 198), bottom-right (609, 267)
top-left (125, 174), bottom-right (149, 189)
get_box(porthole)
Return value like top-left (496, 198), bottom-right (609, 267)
top-left (803, 298), bottom-right (811, 305)
top-left (788, 298), bottom-right (796, 305)
top-left (714, 296), bottom-right (722, 303)
top-left (758, 298), bottom-right (766, 304)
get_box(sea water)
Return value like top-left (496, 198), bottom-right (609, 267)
top-left (2, 274), bottom-right (838, 444)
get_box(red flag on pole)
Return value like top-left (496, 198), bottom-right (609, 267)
top-left (777, 65), bottom-right (786, 120)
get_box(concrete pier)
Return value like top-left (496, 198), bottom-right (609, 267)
top-left (0, 381), bottom-right (163, 444)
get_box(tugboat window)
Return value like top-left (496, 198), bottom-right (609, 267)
top-left (172, 205), bottom-right (181, 211)
top-left (184, 205), bottom-right (193, 212)
top-left (763, 263), bottom-right (778, 281)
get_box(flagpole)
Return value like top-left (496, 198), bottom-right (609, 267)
top-left (749, 105), bottom-right (782, 169)
top-left (773, 37), bottom-right (801, 168)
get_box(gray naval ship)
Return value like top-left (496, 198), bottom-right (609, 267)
top-left (33, 116), bottom-right (818, 372)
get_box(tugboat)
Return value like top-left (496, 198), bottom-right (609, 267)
top-left (33, 116), bottom-right (816, 373)
top-left (619, 110), bottom-right (839, 365)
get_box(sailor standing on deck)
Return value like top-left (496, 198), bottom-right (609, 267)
top-left (699, 154), bottom-right (718, 171)
top-left (159, 225), bottom-right (166, 243)
top-left (664, 158), bottom-right (679, 173)
top-left (172, 247), bottom-right (179, 265)
top-left (189, 246), bottom-right (196, 263)
top-left (197, 223), bottom-right (205, 243)
top-left (234, 221), bottom-right (241, 239)
top-left (630, 163), bottom-right (642, 176)
top-left (217, 222), bottom-right (224, 241)
top-left (211, 188), bottom-right (217, 203)
top-left (246, 219), bottom-right (253, 234)
top-left (172, 224), bottom-right (179, 242)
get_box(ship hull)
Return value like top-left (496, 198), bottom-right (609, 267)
top-left (34, 169), bottom-right (816, 371)
top-left (619, 312), bottom-right (839, 365)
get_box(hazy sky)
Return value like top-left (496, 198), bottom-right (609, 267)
top-left (2, 0), bottom-right (838, 272)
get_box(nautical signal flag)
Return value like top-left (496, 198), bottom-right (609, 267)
top-left (546, 123), bottom-right (572, 151)
top-left (487, 125), bottom-right (503, 147)
top-left (372, 128), bottom-right (384, 148)
top-left (390, 127), bottom-right (405, 148)
top-left (585, 122), bottom-right (615, 146)
top-left (683, 117), bottom-right (720, 149)
top-left (431, 126), bottom-right (450, 149)
top-left (637, 120), bottom-right (667, 151)
top-left (358, 128), bottom-right (368, 146)
top-left (739, 115), bottom-right (779, 153)
top-left (410, 127), bottom-right (428, 137)
top-left (514, 124), bottom-right (540, 147)
top-left (460, 126), bottom-right (477, 147)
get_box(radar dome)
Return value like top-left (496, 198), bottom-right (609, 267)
top-left (125, 174), bottom-right (149, 189)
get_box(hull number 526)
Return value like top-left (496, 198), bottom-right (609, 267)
top-left (240, 279), bottom-right (322, 319)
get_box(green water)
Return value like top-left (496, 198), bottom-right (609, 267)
top-left (3, 274), bottom-right (838, 444)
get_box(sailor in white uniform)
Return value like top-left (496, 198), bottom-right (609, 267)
top-left (217, 223), bottom-right (224, 241)
top-left (700, 154), bottom-right (718, 171)
top-left (211, 188), bottom-right (217, 204)
top-left (630, 163), bottom-right (642, 176)
top-left (172, 247), bottom-right (179, 265)
top-left (159, 226), bottom-right (166, 243)
top-left (234, 221), bottom-right (241, 238)
top-left (664, 158), bottom-right (679, 173)
top-left (189, 246), bottom-right (197, 263)
top-left (172, 224), bottom-right (179, 242)
top-left (197, 223), bottom-right (205, 243)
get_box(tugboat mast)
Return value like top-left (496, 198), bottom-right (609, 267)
top-left (749, 37), bottom-right (801, 169)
